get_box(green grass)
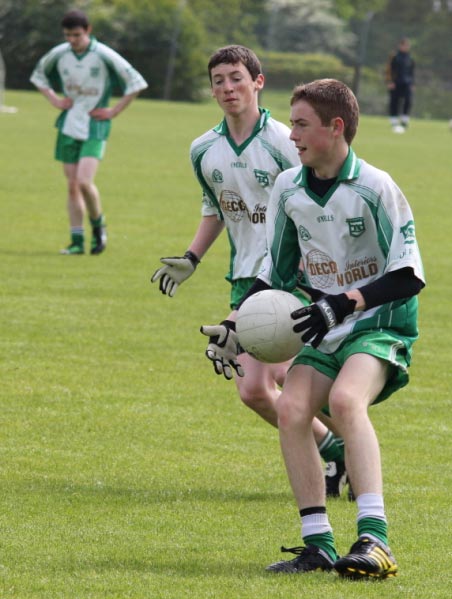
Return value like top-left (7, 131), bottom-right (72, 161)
top-left (0, 89), bottom-right (451, 598)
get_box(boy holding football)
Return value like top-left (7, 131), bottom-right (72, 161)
top-left (151, 46), bottom-right (349, 495)
top-left (202, 78), bottom-right (424, 579)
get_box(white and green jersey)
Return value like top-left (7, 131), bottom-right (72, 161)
top-left (260, 148), bottom-right (425, 353)
top-left (190, 109), bottom-right (299, 281)
top-left (30, 37), bottom-right (148, 141)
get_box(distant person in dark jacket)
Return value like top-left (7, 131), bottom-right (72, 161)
top-left (386, 38), bottom-right (415, 133)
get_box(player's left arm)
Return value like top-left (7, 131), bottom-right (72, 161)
top-left (89, 91), bottom-right (140, 120)
top-left (293, 267), bottom-right (425, 348)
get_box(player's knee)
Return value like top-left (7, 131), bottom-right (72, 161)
top-left (277, 392), bottom-right (310, 431)
top-left (238, 383), bottom-right (269, 410)
top-left (329, 387), bottom-right (357, 423)
top-left (78, 178), bottom-right (94, 195)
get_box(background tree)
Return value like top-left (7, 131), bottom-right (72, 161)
top-left (0, 0), bottom-right (74, 90)
top-left (90, 0), bottom-right (206, 101)
top-left (261, 0), bottom-right (356, 59)
top-left (189, 0), bottom-right (265, 51)
top-left (1, 0), bottom-right (452, 117)
top-left (0, 0), bottom-right (206, 101)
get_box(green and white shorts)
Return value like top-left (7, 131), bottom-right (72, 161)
top-left (292, 329), bottom-right (414, 405)
top-left (55, 132), bottom-right (106, 163)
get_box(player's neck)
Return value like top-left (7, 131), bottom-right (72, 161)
top-left (312, 144), bottom-right (349, 180)
top-left (225, 106), bottom-right (261, 145)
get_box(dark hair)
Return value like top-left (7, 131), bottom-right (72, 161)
top-left (290, 79), bottom-right (359, 145)
top-left (207, 45), bottom-right (262, 82)
top-left (61, 10), bottom-right (90, 30)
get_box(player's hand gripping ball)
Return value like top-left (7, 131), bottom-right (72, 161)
top-left (236, 290), bottom-right (307, 363)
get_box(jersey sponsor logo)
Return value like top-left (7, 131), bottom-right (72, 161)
top-left (219, 190), bottom-right (266, 224)
top-left (212, 169), bottom-right (223, 183)
top-left (306, 250), bottom-right (337, 288)
top-left (346, 217), bottom-right (365, 237)
top-left (254, 169), bottom-right (270, 188)
top-left (66, 83), bottom-right (100, 96)
top-left (400, 220), bottom-right (416, 244)
top-left (230, 161), bottom-right (247, 169)
top-left (298, 225), bottom-right (311, 242)
top-left (306, 249), bottom-right (378, 289)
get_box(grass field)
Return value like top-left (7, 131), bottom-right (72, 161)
top-left (1, 89), bottom-right (451, 598)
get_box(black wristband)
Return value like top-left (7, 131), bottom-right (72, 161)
top-left (184, 250), bottom-right (200, 267)
top-left (220, 319), bottom-right (236, 332)
top-left (323, 294), bottom-right (357, 326)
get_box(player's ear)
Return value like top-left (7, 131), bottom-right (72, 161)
top-left (254, 73), bottom-right (265, 92)
top-left (331, 117), bottom-right (345, 137)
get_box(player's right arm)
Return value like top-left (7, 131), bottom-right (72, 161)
top-left (151, 215), bottom-right (224, 297)
top-left (30, 45), bottom-right (73, 111)
top-left (200, 278), bottom-right (269, 380)
top-left (36, 87), bottom-right (73, 111)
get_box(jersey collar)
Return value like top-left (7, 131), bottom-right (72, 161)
top-left (70, 36), bottom-right (96, 60)
top-left (213, 108), bottom-right (270, 158)
top-left (293, 147), bottom-right (361, 187)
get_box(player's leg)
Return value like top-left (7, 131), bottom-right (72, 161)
top-left (390, 88), bottom-right (405, 133)
top-left (329, 353), bottom-right (387, 496)
top-left (60, 161), bottom-right (86, 254)
top-left (330, 353), bottom-right (397, 579)
top-left (77, 156), bottom-right (101, 219)
top-left (235, 353), bottom-right (346, 495)
top-left (401, 84), bottom-right (412, 129)
top-left (56, 132), bottom-right (85, 254)
top-left (234, 352), bottom-right (284, 426)
top-left (267, 363), bottom-right (339, 573)
top-left (273, 361), bottom-right (350, 498)
top-left (78, 140), bottom-right (107, 254)
top-left (389, 88), bottom-right (401, 131)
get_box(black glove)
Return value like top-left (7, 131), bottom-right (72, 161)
top-left (291, 294), bottom-right (357, 348)
top-left (200, 320), bottom-right (245, 380)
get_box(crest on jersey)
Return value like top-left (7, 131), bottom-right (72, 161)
top-left (400, 220), bottom-right (416, 244)
top-left (212, 169), bottom-right (223, 183)
top-left (254, 169), bottom-right (270, 188)
top-left (346, 217), bottom-right (365, 237)
top-left (298, 225), bottom-right (311, 242)
top-left (90, 67), bottom-right (100, 78)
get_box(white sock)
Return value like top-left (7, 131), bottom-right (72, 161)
top-left (301, 512), bottom-right (332, 538)
top-left (356, 493), bottom-right (386, 522)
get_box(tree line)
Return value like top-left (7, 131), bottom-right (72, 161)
top-left (1, 0), bottom-right (451, 117)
